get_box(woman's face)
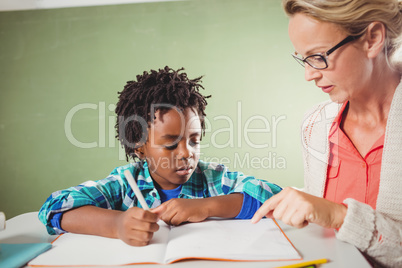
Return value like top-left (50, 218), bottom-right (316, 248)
top-left (288, 13), bottom-right (370, 103)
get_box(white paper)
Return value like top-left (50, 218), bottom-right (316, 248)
top-left (164, 219), bottom-right (300, 263)
top-left (29, 222), bottom-right (171, 266)
top-left (29, 219), bottom-right (301, 266)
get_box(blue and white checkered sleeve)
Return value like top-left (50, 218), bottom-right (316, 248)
top-left (220, 168), bottom-right (282, 203)
top-left (38, 175), bottom-right (128, 235)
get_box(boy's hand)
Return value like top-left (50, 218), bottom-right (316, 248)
top-left (151, 199), bottom-right (209, 226)
top-left (115, 207), bottom-right (159, 246)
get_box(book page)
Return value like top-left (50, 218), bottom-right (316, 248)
top-left (163, 218), bottom-right (301, 263)
top-left (29, 221), bottom-right (171, 266)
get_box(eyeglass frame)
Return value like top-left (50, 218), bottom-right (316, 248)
top-left (291, 34), bottom-right (363, 70)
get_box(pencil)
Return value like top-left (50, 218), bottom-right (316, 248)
top-left (124, 170), bottom-right (150, 210)
top-left (275, 258), bottom-right (328, 268)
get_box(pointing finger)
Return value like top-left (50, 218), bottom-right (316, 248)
top-left (251, 191), bottom-right (285, 223)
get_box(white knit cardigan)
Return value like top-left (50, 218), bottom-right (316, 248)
top-left (301, 78), bottom-right (402, 268)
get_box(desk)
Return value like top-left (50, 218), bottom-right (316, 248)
top-left (0, 212), bottom-right (371, 268)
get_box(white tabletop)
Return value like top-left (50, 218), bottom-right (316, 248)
top-left (0, 212), bottom-right (371, 268)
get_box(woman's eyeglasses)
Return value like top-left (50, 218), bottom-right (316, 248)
top-left (292, 35), bottom-right (362, 70)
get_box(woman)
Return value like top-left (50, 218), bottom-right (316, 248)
top-left (252, 0), bottom-right (402, 267)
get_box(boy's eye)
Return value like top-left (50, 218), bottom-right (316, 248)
top-left (164, 143), bottom-right (178, 150)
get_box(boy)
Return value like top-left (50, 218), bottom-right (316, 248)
top-left (39, 66), bottom-right (281, 246)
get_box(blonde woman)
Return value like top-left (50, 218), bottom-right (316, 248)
top-left (252, 0), bottom-right (402, 267)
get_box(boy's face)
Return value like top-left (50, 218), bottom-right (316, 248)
top-left (140, 107), bottom-right (201, 190)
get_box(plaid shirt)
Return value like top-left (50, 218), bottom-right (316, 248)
top-left (39, 160), bottom-right (281, 235)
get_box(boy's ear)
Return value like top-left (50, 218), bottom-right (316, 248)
top-left (134, 147), bottom-right (145, 160)
top-left (364, 21), bottom-right (386, 59)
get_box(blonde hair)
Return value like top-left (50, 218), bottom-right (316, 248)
top-left (282, 0), bottom-right (402, 72)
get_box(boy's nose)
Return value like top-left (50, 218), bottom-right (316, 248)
top-left (177, 143), bottom-right (193, 160)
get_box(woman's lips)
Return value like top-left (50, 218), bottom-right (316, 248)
top-left (320, 85), bottom-right (334, 93)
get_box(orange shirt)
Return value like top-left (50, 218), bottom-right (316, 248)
top-left (325, 102), bottom-right (383, 209)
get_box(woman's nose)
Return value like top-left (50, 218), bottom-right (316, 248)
top-left (304, 64), bottom-right (322, 82)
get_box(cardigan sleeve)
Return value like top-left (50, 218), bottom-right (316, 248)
top-left (336, 198), bottom-right (402, 268)
top-left (301, 97), bottom-right (402, 267)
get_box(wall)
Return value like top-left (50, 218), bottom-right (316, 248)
top-left (0, 0), bottom-right (327, 218)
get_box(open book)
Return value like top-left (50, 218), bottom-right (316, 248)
top-left (29, 219), bottom-right (301, 266)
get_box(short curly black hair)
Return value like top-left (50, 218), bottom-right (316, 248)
top-left (115, 66), bottom-right (210, 161)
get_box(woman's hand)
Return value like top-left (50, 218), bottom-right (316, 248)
top-left (114, 207), bottom-right (160, 246)
top-left (251, 187), bottom-right (347, 229)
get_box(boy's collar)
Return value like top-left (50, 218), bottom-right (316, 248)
top-left (179, 163), bottom-right (205, 198)
top-left (135, 161), bottom-right (155, 190)
top-left (141, 160), bottom-right (205, 198)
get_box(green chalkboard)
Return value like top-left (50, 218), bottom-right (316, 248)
top-left (0, 0), bottom-right (327, 218)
